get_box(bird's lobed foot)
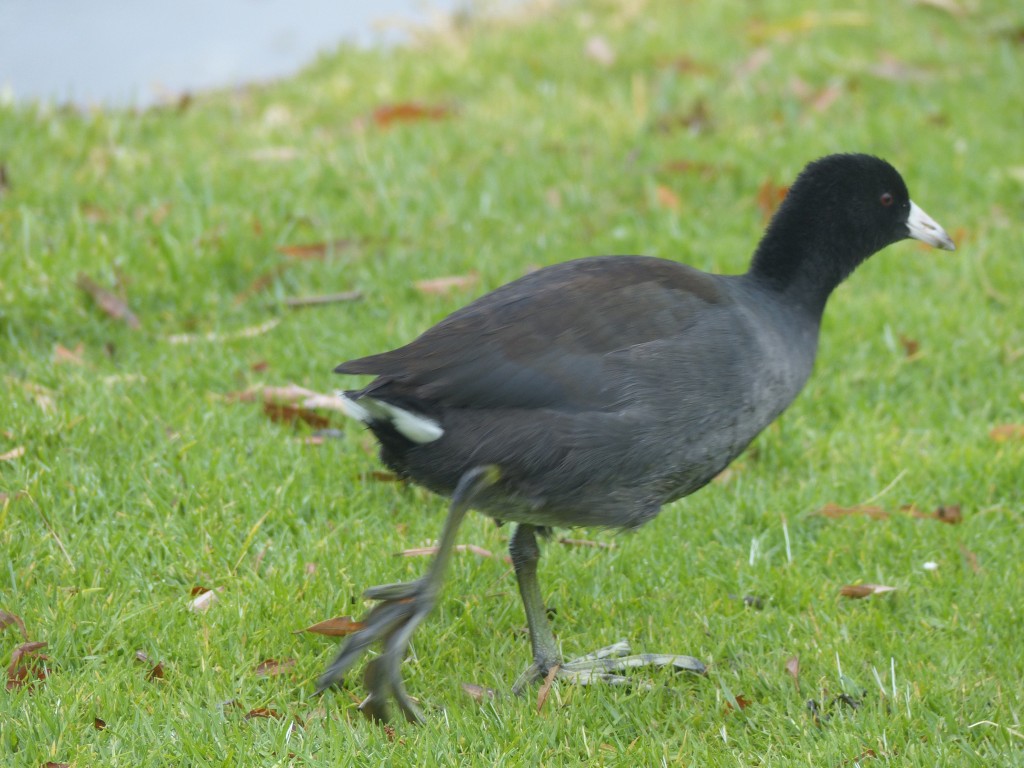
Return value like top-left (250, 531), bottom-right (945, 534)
top-left (316, 577), bottom-right (437, 724)
top-left (514, 640), bottom-right (706, 693)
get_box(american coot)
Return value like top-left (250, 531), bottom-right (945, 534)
top-left (317, 154), bottom-right (955, 722)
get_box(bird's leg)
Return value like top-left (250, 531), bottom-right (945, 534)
top-left (509, 523), bottom-right (705, 694)
top-left (509, 524), bottom-right (563, 693)
top-left (317, 465), bottom-right (500, 723)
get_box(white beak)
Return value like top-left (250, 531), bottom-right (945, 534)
top-left (907, 200), bottom-right (956, 251)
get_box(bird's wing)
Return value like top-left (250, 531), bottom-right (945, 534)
top-left (336, 256), bottom-right (733, 412)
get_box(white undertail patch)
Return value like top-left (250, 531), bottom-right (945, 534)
top-left (338, 392), bottom-right (444, 444)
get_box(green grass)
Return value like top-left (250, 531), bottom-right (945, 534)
top-left (2, 0), bottom-right (1024, 764)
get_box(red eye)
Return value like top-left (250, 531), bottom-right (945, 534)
top-left (880, 192), bottom-right (894, 207)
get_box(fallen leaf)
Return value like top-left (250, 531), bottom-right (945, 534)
top-left (251, 360), bottom-right (269, 373)
top-left (188, 588), bottom-right (218, 613)
top-left (756, 180), bottom-right (789, 221)
top-left (785, 655), bottom-right (800, 689)
top-left (254, 658), bottom-right (296, 677)
top-left (0, 164), bottom-right (8, 194)
top-left (899, 335), bottom-right (920, 358)
top-left (0, 611), bottom-right (28, 640)
top-left (369, 470), bottom-right (403, 483)
top-left (585, 35), bottom-right (616, 66)
top-left (904, 504), bottom-right (962, 524)
top-left (6, 640), bottom-right (50, 690)
top-left (43, 763), bottom-right (70, 768)
top-left (263, 402), bottom-right (331, 430)
top-left (655, 185), bottom-right (682, 211)
top-left (990, 424), bottom-right (1024, 442)
top-left (244, 707), bottom-right (283, 720)
top-left (725, 693), bottom-right (751, 712)
top-left (275, 239), bottom-right (358, 260)
top-left (93, 717), bottom-right (107, 730)
top-left (147, 661), bottom-right (165, 681)
top-left (461, 682), bottom-right (498, 702)
top-left (839, 583), bottom-right (896, 599)
top-left (414, 273), bottom-right (480, 296)
top-left (53, 343), bottom-right (86, 366)
top-left (373, 103), bottom-right (452, 128)
top-left (536, 664), bottom-right (560, 712)
top-left (817, 502), bottom-right (889, 520)
top-left (296, 616), bottom-right (365, 637)
top-left (0, 446), bottom-right (25, 462)
top-left (76, 273), bottom-right (140, 329)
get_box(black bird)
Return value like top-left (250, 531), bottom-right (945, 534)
top-left (317, 154), bottom-right (955, 722)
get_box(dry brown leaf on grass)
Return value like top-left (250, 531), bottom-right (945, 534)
top-left (6, 640), bottom-right (50, 690)
top-left (254, 658), bottom-right (296, 677)
top-left (93, 717), bottom-right (107, 730)
top-left (839, 584), bottom-right (896, 599)
top-left (0, 446), bottom-right (25, 462)
top-left (724, 693), bottom-right (752, 713)
top-left (276, 239), bottom-right (359, 260)
top-left (188, 587), bottom-right (219, 613)
top-left (0, 610), bottom-right (28, 640)
top-left (263, 402), bottom-right (331, 429)
top-left (904, 504), bottom-right (963, 525)
top-left (414, 273), bottom-right (480, 296)
top-left (536, 664), bottom-right (560, 713)
top-left (817, 502), bottom-right (889, 520)
top-left (135, 650), bottom-right (165, 681)
top-left (990, 424), bottom-right (1024, 442)
top-left (43, 763), bottom-right (70, 768)
top-left (244, 707), bottom-right (284, 720)
top-left (76, 273), bottom-right (140, 329)
top-left (296, 616), bottom-right (365, 637)
top-left (372, 103), bottom-right (453, 128)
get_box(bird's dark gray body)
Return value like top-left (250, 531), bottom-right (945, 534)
top-left (340, 257), bottom-right (819, 529)
top-left (319, 154), bottom-right (956, 722)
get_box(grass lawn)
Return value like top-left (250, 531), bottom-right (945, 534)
top-left (2, 0), bottom-right (1023, 764)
